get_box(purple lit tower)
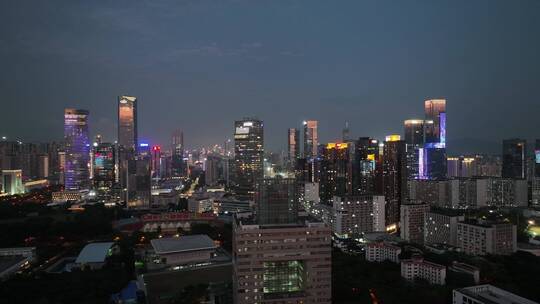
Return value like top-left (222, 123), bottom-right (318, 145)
top-left (64, 108), bottom-right (90, 190)
top-left (419, 99), bottom-right (447, 180)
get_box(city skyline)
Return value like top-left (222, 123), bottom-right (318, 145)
top-left (1, 1), bottom-right (540, 153)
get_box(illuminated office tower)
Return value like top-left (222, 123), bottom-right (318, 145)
top-left (64, 109), bottom-right (90, 190)
top-left (535, 139), bottom-right (540, 178)
top-left (233, 118), bottom-right (264, 197)
top-left (117, 95), bottom-right (138, 153)
top-left (93, 143), bottom-right (116, 190)
top-left (404, 119), bottom-right (425, 180)
top-left (354, 137), bottom-right (379, 195)
top-left (424, 99), bottom-right (446, 144)
top-left (126, 158), bottom-right (151, 208)
top-left (423, 99), bottom-right (447, 180)
top-left (151, 145), bottom-right (161, 179)
top-left (287, 128), bottom-right (300, 168)
top-left (319, 143), bottom-right (352, 204)
top-left (1, 169), bottom-right (24, 195)
top-left (502, 139), bottom-right (527, 179)
top-left (382, 135), bottom-right (406, 230)
top-left (303, 120), bottom-right (318, 159)
top-left (171, 129), bottom-right (185, 177)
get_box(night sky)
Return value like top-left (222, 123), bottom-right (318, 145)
top-left (1, 0), bottom-right (539, 154)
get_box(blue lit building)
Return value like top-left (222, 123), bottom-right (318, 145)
top-left (64, 108), bottom-right (90, 190)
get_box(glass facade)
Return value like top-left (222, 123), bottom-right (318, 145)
top-left (118, 95), bottom-right (137, 152)
top-left (93, 143), bottom-right (116, 189)
top-left (263, 260), bottom-right (305, 295)
top-left (234, 118), bottom-right (264, 197)
top-left (303, 120), bottom-right (318, 159)
top-left (64, 108), bottom-right (90, 190)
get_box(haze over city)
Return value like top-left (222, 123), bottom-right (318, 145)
top-left (1, 0), bottom-right (540, 153)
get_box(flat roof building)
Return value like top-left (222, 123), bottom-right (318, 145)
top-left (151, 235), bottom-right (216, 266)
top-left (453, 284), bottom-right (538, 304)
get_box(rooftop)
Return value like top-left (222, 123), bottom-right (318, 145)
top-left (75, 242), bottom-right (114, 264)
top-left (457, 284), bottom-right (538, 304)
top-left (151, 235), bottom-right (216, 255)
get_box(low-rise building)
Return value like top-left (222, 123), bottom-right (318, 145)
top-left (365, 242), bottom-right (401, 263)
top-left (150, 235), bottom-right (216, 266)
top-left (449, 261), bottom-right (480, 284)
top-left (457, 221), bottom-right (516, 256)
top-left (400, 256), bottom-right (446, 285)
top-left (75, 242), bottom-right (119, 270)
top-left (453, 284), bottom-right (538, 304)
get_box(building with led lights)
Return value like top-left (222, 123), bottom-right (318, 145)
top-left (319, 142), bottom-right (352, 203)
top-left (92, 143), bottom-right (116, 190)
top-left (383, 135), bottom-right (406, 228)
top-left (233, 118), bottom-right (264, 198)
top-left (171, 129), bottom-right (185, 177)
top-left (64, 108), bottom-right (90, 190)
top-left (117, 95), bottom-right (138, 153)
top-left (354, 137), bottom-right (380, 195)
top-left (1, 169), bottom-right (24, 195)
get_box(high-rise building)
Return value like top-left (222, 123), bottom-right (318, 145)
top-left (233, 118), bottom-right (264, 197)
top-left (233, 175), bottom-right (331, 303)
top-left (1, 169), bottom-right (24, 195)
top-left (404, 119), bottom-right (424, 180)
top-left (151, 145), bottom-right (161, 179)
top-left (319, 143), bottom-right (352, 203)
top-left (64, 108), bottom-right (90, 190)
top-left (256, 177), bottom-right (299, 225)
top-left (383, 135), bottom-right (406, 229)
top-left (333, 195), bottom-right (385, 239)
top-left (502, 138), bottom-right (527, 179)
top-left (422, 99), bottom-right (447, 180)
top-left (303, 120), bottom-right (318, 159)
top-left (287, 128), bottom-right (300, 169)
top-left (92, 143), bottom-right (116, 190)
top-left (424, 209), bottom-right (465, 246)
top-left (353, 137), bottom-right (379, 195)
top-left (535, 139), bottom-right (540, 178)
top-left (126, 158), bottom-right (151, 208)
top-left (171, 129), bottom-right (185, 177)
top-left (205, 154), bottom-right (223, 186)
top-left (400, 202), bottom-right (430, 244)
top-left (424, 99), bottom-right (446, 144)
top-left (117, 96), bottom-right (138, 153)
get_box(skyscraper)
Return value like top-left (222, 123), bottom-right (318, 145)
top-left (256, 177), bottom-right (299, 225)
top-left (353, 137), bottom-right (379, 195)
top-left (92, 142), bottom-right (116, 190)
top-left (502, 139), bottom-right (527, 179)
top-left (233, 175), bottom-right (331, 303)
top-left (171, 129), bottom-right (185, 177)
top-left (319, 142), bottom-right (352, 203)
top-left (64, 108), bottom-right (90, 190)
top-left (424, 99), bottom-right (446, 144)
top-left (117, 95), bottom-right (138, 153)
top-left (423, 99), bottom-right (447, 180)
top-left (303, 120), bottom-right (318, 159)
top-left (234, 118), bottom-right (264, 197)
top-left (287, 128), bottom-right (300, 169)
top-left (404, 119), bottom-right (424, 180)
top-left (382, 135), bottom-right (406, 230)
top-left (535, 139), bottom-right (540, 178)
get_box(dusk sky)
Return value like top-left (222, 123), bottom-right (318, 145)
top-left (1, 0), bottom-right (539, 154)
